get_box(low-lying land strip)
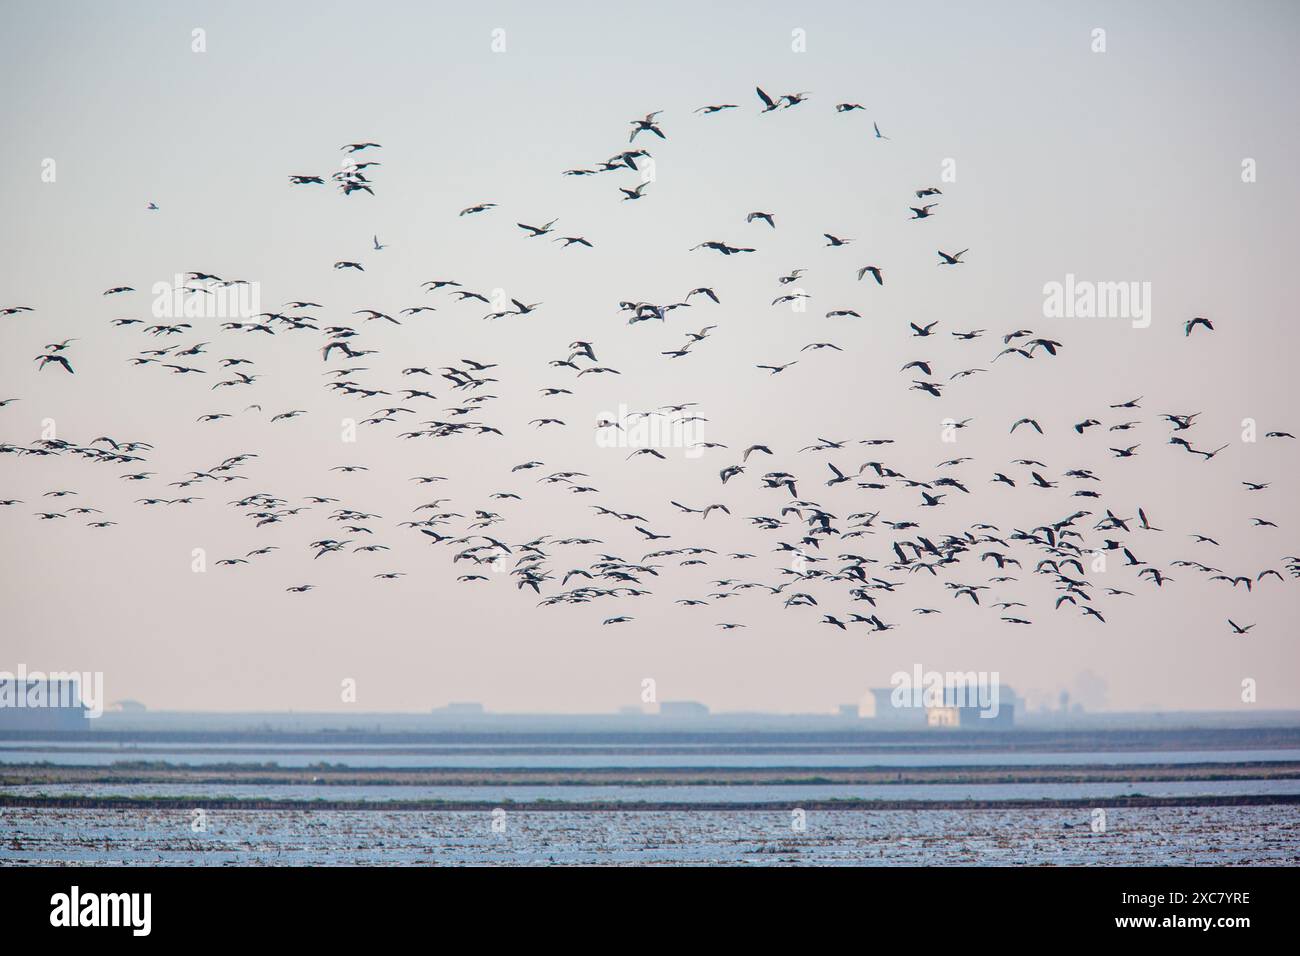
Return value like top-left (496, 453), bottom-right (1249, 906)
top-left (2, 761), bottom-right (1297, 788)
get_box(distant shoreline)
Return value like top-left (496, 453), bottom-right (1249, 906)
top-left (5, 794), bottom-right (1298, 812)
top-left (7, 725), bottom-right (1300, 750)
top-left (4, 760), bottom-right (1299, 788)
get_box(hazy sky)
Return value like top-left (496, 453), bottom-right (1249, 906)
top-left (2, 0), bottom-right (1298, 715)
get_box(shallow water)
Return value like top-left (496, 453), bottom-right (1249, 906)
top-left (3, 805), bottom-right (1297, 865)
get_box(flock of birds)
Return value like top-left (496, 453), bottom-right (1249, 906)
top-left (4, 87), bottom-right (1296, 640)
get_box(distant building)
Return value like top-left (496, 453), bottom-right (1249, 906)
top-left (927, 706), bottom-right (961, 728)
top-left (659, 701), bottom-right (709, 718)
top-left (865, 683), bottom-right (1020, 729)
top-left (927, 704), bottom-right (1014, 728)
top-left (433, 702), bottom-right (485, 714)
top-left (865, 688), bottom-right (927, 726)
top-left (838, 704), bottom-right (861, 719)
top-left (0, 678), bottom-right (88, 731)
